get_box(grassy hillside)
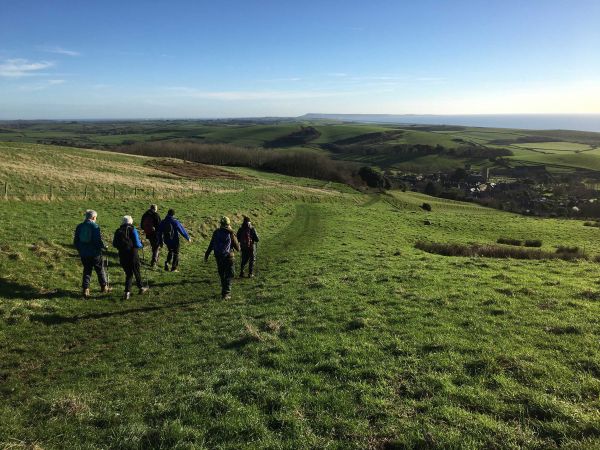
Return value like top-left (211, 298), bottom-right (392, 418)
top-left (3, 120), bottom-right (600, 174)
top-left (1, 144), bottom-right (600, 448)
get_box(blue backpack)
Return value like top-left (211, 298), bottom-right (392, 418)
top-left (213, 229), bottom-right (232, 256)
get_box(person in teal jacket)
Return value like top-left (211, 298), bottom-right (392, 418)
top-left (74, 209), bottom-right (109, 298)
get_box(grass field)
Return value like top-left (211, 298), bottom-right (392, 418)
top-left (1, 144), bottom-right (600, 448)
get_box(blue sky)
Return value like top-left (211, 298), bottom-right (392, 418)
top-left (1, 0), bottom-right (599, 119)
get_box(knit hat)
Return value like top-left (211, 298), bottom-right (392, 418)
top-left (220, 216), bottom-right (231, 227)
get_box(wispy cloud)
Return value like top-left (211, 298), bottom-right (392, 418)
top-left (39, 45), bottom-right (80, 56)
top-left (165, 86), bottom-right (350, 101)
top-left (0, 58), bottom-right (54, 77)
top-left (18, 79), bottom-right (65, 91)
top-left (259, 77), bottom-right (303, 83)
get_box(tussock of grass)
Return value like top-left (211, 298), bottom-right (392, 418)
top-left (50, 394), bottom-right (91, 418)
top-left (583, 221), bottom-right (600, 227)
top-left (555, 245), bottom-right (584, 256)
top-left (347, 317), bottom-right (368, 330)
top-left (415, 241), bottom-right (585, 260)
top-left (497, 238), bottom-right (543, 248)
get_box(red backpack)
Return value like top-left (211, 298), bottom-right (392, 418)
top-left (142, 214), bottom-right (155, 236)
top-left (241, 228), bottom-right (253, 251)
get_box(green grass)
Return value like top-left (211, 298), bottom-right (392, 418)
top-left (1, 144), bottom-right (600, 448)
top-left (507, 147), bottom-right (600, 171)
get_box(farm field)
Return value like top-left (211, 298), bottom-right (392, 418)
top-left (511, 142), bottom-right (594, 152)
top-left (1, 144), bottom-right (600, 448)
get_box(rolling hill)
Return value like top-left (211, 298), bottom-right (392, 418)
top-left (1, 143), bottom-right (599, 448)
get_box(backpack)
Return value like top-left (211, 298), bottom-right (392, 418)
top-left (79, 223), bottom-right (93, 244)
top-left (142, 213), bottom-right (155, 236)
top-left (213, 229), bottom-right (232, 256)
top-left (163, 220), bottom-right (176, 241)
top-left (241, 228), bottom-right (253, 251)
top-left (113, 225), bottom-right (134, 251)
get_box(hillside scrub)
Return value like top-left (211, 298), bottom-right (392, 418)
top-left (113, 141), bottom-right (363, 187)
top-left (415, 241), bottom-right (588, 261)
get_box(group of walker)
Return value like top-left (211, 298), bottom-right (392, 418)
top-left (73, 205), bottom-right (259, 300)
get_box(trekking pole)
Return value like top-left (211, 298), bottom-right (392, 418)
top-left (104, 252), bottom-right (111, 288)
top-left (141, 247), bottom-right (150, 289)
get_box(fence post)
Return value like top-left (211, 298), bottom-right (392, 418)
top-left (152, 187), bottom-right (155, 198)
top-left (49, 185), bottom-right (53, 200)
top-left (3, 182), bottom-right (7, 199)
top-left (134, 187), bottom-right (137, 196)
top-left (84, 185), bottom-right (88, 199)
top-left (113, 185), bottom-right (116, 199)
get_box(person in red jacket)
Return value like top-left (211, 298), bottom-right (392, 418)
top-left (236, 216), bottom-right (260, 278)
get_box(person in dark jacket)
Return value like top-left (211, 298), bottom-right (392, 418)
top-left (113, 215), bottom-right (148, 300)
top-left (74, 209), bottom-right (110, 298)
top-left (205, 216), bottom-right (240, 299)
top-left (158, 209), bottom-right (191, 272)
top-left (140, 204), bottom-right (162, 267)
top-left (236, 216), bottom-right (260, 278)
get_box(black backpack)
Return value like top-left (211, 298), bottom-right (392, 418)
top-left (113, 225), bottom-right (134, 251)
top-left (163, 221), bottom-right (176, 240)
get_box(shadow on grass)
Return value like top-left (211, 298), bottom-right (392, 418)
top-left (30, 300), bottom-right (200, 326)
top-left (221, 336), bottom-right (255, 350)
top-left (150, 278), bottom-right (212, 287)
top-left (0, 278), bottom-right (80, 300)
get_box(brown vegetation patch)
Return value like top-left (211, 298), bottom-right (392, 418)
top-left (415, 241), bottom-right (588, 261)
top-left (148, 159), bottom-right (246, 180)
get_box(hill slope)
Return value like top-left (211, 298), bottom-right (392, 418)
top-left (1, 144), bottom-right (599, 448)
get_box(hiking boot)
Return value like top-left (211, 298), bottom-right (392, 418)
top-left (239, 272), bottom-right (245, 278)
top-left (222, 293), bottom-right (232, 300)
top-left (100, 284), bottom-right (112, 293)
top-left (139, 287), bottom-right (149, 295)
top-left (164, 262), bottom-right (169, 272)
top-left (82, 288), bottom-right (90, 299)
top-left (171, 268), bottom-right (179, 273)
top-left (248, 273), bottom-right (254, 278)
top-left (123, 292), bottom-right (131, 300)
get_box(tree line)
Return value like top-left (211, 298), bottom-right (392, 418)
top-left (112, 142), bottom-right (367, 187)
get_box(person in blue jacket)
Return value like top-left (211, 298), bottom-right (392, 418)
top-left (113, 215), bottom-right (148, 300)
top-left (204, 216), bottom-right (240, 299)
top-left (158, 209), bottom-right (191, 272)
top-left (74, 209), bottom-right (110, 298)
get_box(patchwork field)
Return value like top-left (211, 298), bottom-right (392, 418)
top-left (1, 143), bottom-right (599, 448)
top-left (3, 120), bottom-right (600, 174)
